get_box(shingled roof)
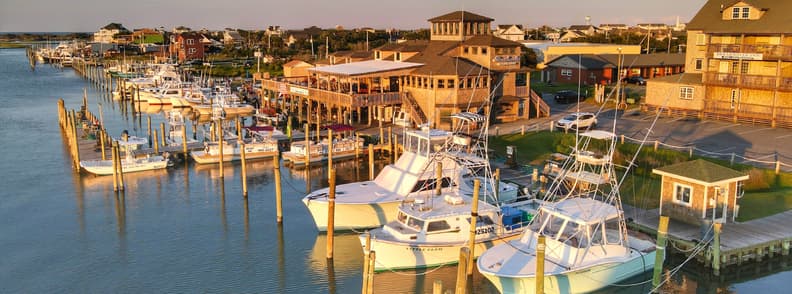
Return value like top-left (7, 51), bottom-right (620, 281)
top-left (407, 55), bottom-right (489, 76)
top-left (462, 35), bottom-right (523, 47)
top-left (687, 0), bottom-right (792, 33)
top-left (428, 11), bottom-right (494, 22)
top-left (653, 159), bottom-right (748, 183)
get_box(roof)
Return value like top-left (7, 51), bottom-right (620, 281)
top-left (497, 24), bottom-right (524, 30)
top-left (283, 60), bottom-right (313, 68)
top-left (568, 25), bottom-right (597, 31)
top-left (546, 53), bottom-right (686, 70)
top-left (408, 55), bottom-right (489, 76)
top-left (648, 73), bottom-right (704, 85)
top-left (428, 11), bottom-right (494, 22)
top-left (545, 55), bottom-right (614, 70)
top-left (542, 198), bottom-right (620, 224)
top-left (307, 60), bottom-right (423, 77)
top-left (687, 0), bottom-right (792, 33)
top-left (376, 40), bottom-right (430, 52)
top-left (462, 35), bottom-right (523, 47)
top-left (331, 50), bottom-right (374, 59)
top-left (653, 159), bottom-right (748, 183)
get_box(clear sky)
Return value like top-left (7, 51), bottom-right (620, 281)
top-left (0, 0), bottom-right (708, 32)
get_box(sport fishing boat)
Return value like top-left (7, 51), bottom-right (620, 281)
top-left (362, 112), bottom-right (539, 271)
top-left (282, 136), bottom-right (363, 166)
top-left (164, 110), bottom-right (198, 147)
top-left (476, 130), bottom-right (657, 294)
top-left (80, 136), bottom-right (168, 175)
top-left (302, 127), bottom-right (454, 231)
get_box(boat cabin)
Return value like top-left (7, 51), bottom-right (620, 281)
top-left (653, 159), bottom-right (749, 225)
top-left (402, 127), bottom-right (452, 158)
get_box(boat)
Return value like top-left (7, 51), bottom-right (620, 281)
top-left (301, 127), bottom-right (453, 231)
top-left (192, 87), bottom-right (255, 117)
top-left (190, 137), bottom-right (279, 164)
top-left (164, 110), bottom-right (198, 147)
top-left (80, 135), bottom-right (168, 176)
top-left (281, 135), bottom-right (363, 166)
top-left (361, 112), bottom-right (541, 271)
top-left (476, 130), bottom-right (657, 294)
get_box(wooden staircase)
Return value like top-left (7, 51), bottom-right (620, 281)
top-left (401, 92), bottom-right (427, 126)
top-left (530, 89), bottom-right (551, 118)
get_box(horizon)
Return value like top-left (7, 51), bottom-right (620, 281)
top-left (0, 0), bottom-right (707, 33)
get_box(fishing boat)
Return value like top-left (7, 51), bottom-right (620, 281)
top-left (164, 110), bottom-right (198, 147)
top-left (190, 137), bottom-right (279, 164)
top-left (302, 127), bottom-right (453, 231)
top-left (476, 130), bottom-right (657, 294)
top-left (282, 135), bottom-right (363, 166)
top-left (80, 137), bottom-right (168, 175)
top-left (361, 112), bottom-right (540, 271)
top-left (193, 88), bottom-right (254, 117)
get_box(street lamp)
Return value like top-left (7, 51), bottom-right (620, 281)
top-left (254, 50), bottom-right (262, 74)
top-left (617, 47), bottom-right (626, 109)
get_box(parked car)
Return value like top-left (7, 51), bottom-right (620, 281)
top-left (555, 112), bottom-right (598, 131)
top-left (623, 76), bottom-right (646, 85)
top-left (554, 90), bottom-right (581, 104)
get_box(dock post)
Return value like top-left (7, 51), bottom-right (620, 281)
top-left (494, 168), bottom-right (500, 199)
top-left (361, 233), bottom-right (371, 294)
top-left (100, 129), bottom-right (106, 160)
top-left (112, 141), bottom-right (119, 192)
top-left (455, 247), bottom-right (470, 294)
top-left (71, 110), bottom-right (80, 171)
top-left (536, 235), bottom-right (546, 294)
top-left (98, 102), bottom-right (104, 126)
top-left (435, 162), bottom-right (443, 195)
top-left (466, 179), bottom-right (481, 275)
top-left (713, 222), bottom-right (722, 276)
top-left (368, 144), bottom-right (374, 181)
top-left (218, 119), bottom-right (224, 177)
top-left (654, 140), bottom-right (659, 151)
top-left (240, 141), bottom-right (248, 197)
top-left (153, 130), bottom-right (159, 154)
top-left (652, 216), bottom-right (670, 291)
top-left (160, 122), bottom-right (166, 146)
top-left (366, 250), bottom-right (376, 294)
top-left (326, 168), bottom-right (336, 259)
top-left (354, 133), bottom-right (360, 159)
top-left (115, 142), bottom-right (125, 191)
top-left (328, 128), bottom-right (334, 169)
top-left (147, 116), bottom-right (152, 148)
top-left (274, 153), bottom-right (283, 223)
top-left (521, 125), bottom-right (525, 135)
top-left (621, 134), bottom-right (625, 144)
top-left (432, 280), bottom-right (443, 294)
top-left (379, 126), bottom-right (384, 146)
top-left (305, 123), bottom-right (311, 166)
top-left (236, 117), bottom-right (242, 139)
top-left (182, 125), bottom-right (188, 156)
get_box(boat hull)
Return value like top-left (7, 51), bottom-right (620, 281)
top-left (364, 234), bottom-right (521, 271)
top-left (190, 150), bottom-right (278, 164)
top-left (302, 198), bottom-right (401, 231)
top-left (285, 150), bottom-right (358, 166)
top-left (80, 157), bottom-right (168, 176)
top-left (479, 250), bottom-right (656, 294)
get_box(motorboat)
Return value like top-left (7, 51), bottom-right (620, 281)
top-left (190, 137), bottom-right (279, 164)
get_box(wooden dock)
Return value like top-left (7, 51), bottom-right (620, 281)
top-left (627, 205), bottom-right (792, 270)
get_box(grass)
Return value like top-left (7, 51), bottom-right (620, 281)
top-left (490, 131), bottom-right (792, 220)
top-left (0, 42), bottom-right (26, 49)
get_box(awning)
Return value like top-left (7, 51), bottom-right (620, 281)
top-left (308, 60), bottom-right (423, 77)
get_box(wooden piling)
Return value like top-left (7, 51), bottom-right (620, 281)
top-left (455, 247), bottom-right (470, 294)
top-left (494, 168), bottom-right (500, 199)
top-left (433, 280), bottom-right (443, 294)
top-left (115, 142), bottom-right (125, 191)
top-left (326, 168), bottom-right (336, 259)
top-left (435, 162), bottom-right (443, 195)
top-left (713, 222), bottom-right (722, 276)
top-left (100, 129), bottom-right (106, 160)
top-left (112, 141), bottom-right (119, 192)
top-left (147, 116), bottom-right (152, 148)
top-left (654, 140), bottom-right (659, 151)
top-left (368, 144), bottom-right (375, 181)
top-left (182, 125), bottom-right (188, 155)
top-left (153, 130), bottom-right (159, 154)
top-left (305, 123), bottom-right (311, 166)
top-left (274, 153), bottom-right (283, 223)
top-left (362, 233), bottom-right (371, 294)
top-left (240, 141), bottom-right (248, 197)
top-left (536, 235), bottom-right (546, 294)
top-left (160, 122), bottom-right (166, 146)
top-left (328, 128), bottom-right (334, 169)
top-left (651, 216), bottom-right (670, 290)
top-left (355, 133), bottom-right (360, 159)
top-left (218, 119), bottom-right (224, 177)
top-left (236, 117), bottom-right (242, 139)
top-left (466, 179), bottom-right (481, 275)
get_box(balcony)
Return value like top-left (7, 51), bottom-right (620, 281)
top-left (704, 72), bottom-right (777, 90)
top-left (708, 43), bottom-right (792, 61)
top-left (261, 78), bottom-right (404, 108)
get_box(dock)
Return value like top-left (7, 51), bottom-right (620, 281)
top-left (627, 205), bottom-right (792, 271)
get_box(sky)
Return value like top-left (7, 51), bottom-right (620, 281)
top-left (0, 0), bottom-right (708, 32)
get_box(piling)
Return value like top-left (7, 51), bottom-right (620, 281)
top-left (100, 129), bottom-right (106, 160)
top-left (160, 122), bottom-right (166, 146)
top-left (713, 222), bottom-right (722, 276)
top-left (435, 162), bottom-right (443, 195)
top-left (274, 153), bottom-right (283, 223)
top-left (494, 168), bottom-right (500, 199)
top-left (355, 133), bottom-right (360, 158)
top-left (71, 110), bottom-right (80, 171)
top-left (218, 119), bottom-right (224, 177)
top-left (115, 142), bottom-right (125, 190)
top-left (112, 142), bottom-right (119, 191)
top-left (328, 129), bottom-right (334, 169)
top-left (654, 140), bottom-right (659, 151)
top-left (651, 216), bottom-right (670, 291)
top-left (433, 280), bottom-right (443, 294)
top-left (147, 116), bottom-right (152, 148)
top-left (304, 123), bottom-right (311, 166)
top-left (182, 125), bottom-right (188, 155)
top-left (365, 250), bottom-right (376, 294)
top-left (466, 179), bottom-right (481, 275)
top-left (326, 168), bottom-right (336, 259)
top-left (455, 247), bottom-right (470, 294)
top-left (536, 235), bottom-right (546, 294)
top-left (153, 130), bottom-right (159, 154)
top-left (362, 233), bottom-right (371, 294)
top-left (368, 144), bottom-right (375, 181)
top-left (240, 141), bottom-right (248, 197)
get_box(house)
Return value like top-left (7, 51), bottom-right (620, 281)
top-left (223, 29), bottom-right (244, 46)
top-left (169, 33), bottom-right (204, 62)
top-left (494, 24), bottom-right (525, 41)
top-left (559, 30), bottom-right (587, 42)
top-left (93, 23), bottom-right (127, 43)
top-left (283, 60), bottom-right (314, 77)
top-left (599, 24), bottom-right (628, 31)
top-left (173, 26), bottom-right (192, 34)
top-left (566, 25), bottom-right (600, 36)
top-left (544, 53), bottom-right (686, 85)
top-left (653, 159), bottom-right (749, 225)
top-left (643, 0), bottom-right (792, 128)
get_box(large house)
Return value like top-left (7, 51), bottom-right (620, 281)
top-left (258, 11), bottom-right (547, 129)
top-left (93, 23), bottom-right (127, 43)
top-left (170, 33), bottom-right (204, 62)
top-left (644, 0), bottom-right (792, 128)
top-left (494, 24), bottom-right (525, 41)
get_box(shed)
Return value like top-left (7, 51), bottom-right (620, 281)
top-left (653, 159), bottom-right (749, 225)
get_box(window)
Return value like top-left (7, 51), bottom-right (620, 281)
top-left (437, 79), bottom-right (444, 88)
top-left (679, 86), bottom-right (694, 100)
top-left (186, 39), bottom-right (194, 45)
top-left (463, 47), bottom-right (469, 54)
top-left (188, 48), bottom-right (196, 54)
top-left (395, 52), bottom-right (401, 61)
top-left (741, 61), bottom-right (749, 74)
top-left (742, 7), bottom-right (750, 18)
top-left (472, 47), bottom-right (478, 54)
top-left (561, 69), bottom-right (573, 77)
top-left (731, 61), bottom-right (740, 74)
top-left (695, 59), bottom-right (703, 70)
top-left (696, 34), bottom-right (706, 45)
top-left (375, 51), bottom-right (381, 60)
top-left (732, 7), bottom-right (750, 19)
top-left (481, 47), bottom-right (487, 54)
top-left (731, 89), bottom-right (740, 109)
top-left (447, 79), bottom-right (454, 88)
top-left (406, 217), bottom-right (424, 230)
top-left (427, 220), bottom-right (451, 232)
top-left (673, 183), bottom-right (692, 206)
top-left (732, 7), bottom-right (741, 19)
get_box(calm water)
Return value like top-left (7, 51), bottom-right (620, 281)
top-left (0, 48), bottom-right (789, 293)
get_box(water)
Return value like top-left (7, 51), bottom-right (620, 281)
top-left (0, 48), bottom-right (788, 293)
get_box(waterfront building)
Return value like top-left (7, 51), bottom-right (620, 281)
top-left (644, 0), bottom-right (792, 127)
top-left (169, 33), bottom-right (204, 62)
top-left (258, 11), bottom-right (546, 129)
top-left (93, 23), bottom-right (127, 43)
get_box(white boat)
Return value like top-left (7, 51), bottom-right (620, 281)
top-left (190, 137), bottom-right (279, 164)
top-left (282, 136), bottom-right (363, 166)
top-left (302, 127), bottom-right (453, 231)
top-left (80, 135), bottom-right (168, 175)
top-left (193, 88), bottom-right (255, 117)
top-left (164, 110), bottom-right (198, 147)
top-left (361, 112), bottom-right (540, 271)
top-left (477, 130), bottom-right (657, 294)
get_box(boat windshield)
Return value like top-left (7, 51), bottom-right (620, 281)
top-left (406, 217), bottom-right (424, 231)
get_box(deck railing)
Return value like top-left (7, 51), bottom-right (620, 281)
top-left (704, 72), bottom-right (777, 90)
top-left (708, 43), bottom-right (792, 61)
top-left (261, 79), bottom-right (404, 108)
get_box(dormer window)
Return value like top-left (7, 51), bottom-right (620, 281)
top-left (395, 52), bottom-right (401, 61)
top-left (732, 7), bottom-right (750, 19)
